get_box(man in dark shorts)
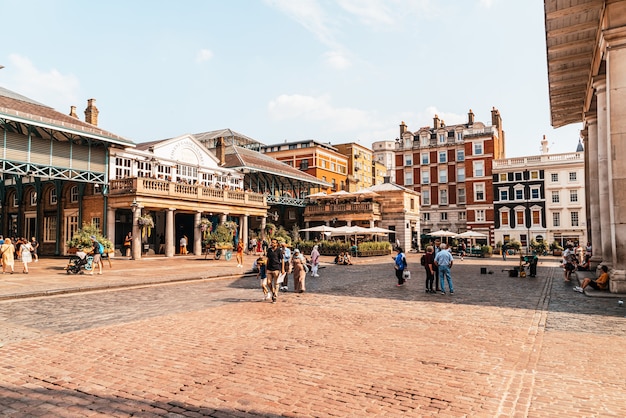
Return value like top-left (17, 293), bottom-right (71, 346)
top-left (574, 265), bottom-right (609, 293)
top-left (265, 239), bottom-right (284, 303)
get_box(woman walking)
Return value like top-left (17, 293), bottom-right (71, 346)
top-left (1, 238), bottom-right (16, 274)
top-left (291, 249), bottom-right (307, 293)
top-left (310, 245), bottom-right (320, 277)
top-left (19, 238), bottom-right (34, 274)
top-left (393, 247), bottom-right (407, 287)
top-left (423, 245), bottom-right (436, 293)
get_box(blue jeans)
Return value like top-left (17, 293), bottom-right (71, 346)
top-left (439, 265), bottom-right (454, 293)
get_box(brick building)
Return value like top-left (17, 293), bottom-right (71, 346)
top-left (394, 108), bottom-right (505, 246)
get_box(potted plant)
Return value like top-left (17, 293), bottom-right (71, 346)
top-left (66, 222), bottom-right (113, 255)
top-left (481, 245), bottom-right (493, 258)
top-left (550, 241), bottom-right (564, 256)
top-left (137, 214), bottom-right (154, 239)
top-left (199, 218), bottom-right (212, 241)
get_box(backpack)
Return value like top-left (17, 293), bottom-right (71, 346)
top-left (420, 255), bottom-right (426, 266)
top-left (97, 241), bottom-right (104, 254)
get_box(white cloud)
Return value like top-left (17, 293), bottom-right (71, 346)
top-left (479, 0), bottom-right (496, 8)
top-left (336, 0), bottom-right (394, 26)
top-left (268, 93), bottom-right (373, 132)
top-left (6, 54), bottom-right (80, 111)
top-left (323, 50), bottom-right (351, 69)
top-left (196, 49), bottom-right (214, 63)
top-left (264, 0), bottom-right (337, 47)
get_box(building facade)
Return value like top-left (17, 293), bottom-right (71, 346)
top-left (333, 142), bottom-right (375, 191)
top-left (372, 140), bottom-right (396, 182)
top-left (544, 0), bottom-right (626, 292)
top-left (394, 109), bottom-right (505, 245)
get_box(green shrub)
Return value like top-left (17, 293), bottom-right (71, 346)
top-left (66, 222), bottom-right (113, 252)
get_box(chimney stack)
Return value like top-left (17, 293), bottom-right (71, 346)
top-left (399, 121), bottom-right (407, 137)
top-left (433, 114), bottom-right (440, 129)
top-left (468, 109), bottom-right (474, 125)
top-left (491, 106), bottom-right (501, 129)
top-left (215, 136), bottom-right (226, 166)
top-left (69, 106), bottom-right (79, 119)
top-left (84, 99), bottom-right (99, 126)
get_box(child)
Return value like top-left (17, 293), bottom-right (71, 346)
top-left (256, 257), bottom-right (271, 301)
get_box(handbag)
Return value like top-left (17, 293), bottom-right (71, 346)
top-left (277, 272), bottom-right (286, 284)
top-left (403, 270), bottom-right (411, 280)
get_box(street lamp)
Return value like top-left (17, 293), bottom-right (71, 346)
top-left (524, 169), bottom-right (531, 254)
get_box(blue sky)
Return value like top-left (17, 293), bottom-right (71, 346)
top-left (0, 0), bottom-right (582, 157)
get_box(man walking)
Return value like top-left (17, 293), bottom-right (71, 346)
top-left (265, 239), bottom-right (285, 303)
top-left (434, 243), bottom-right (454, 295)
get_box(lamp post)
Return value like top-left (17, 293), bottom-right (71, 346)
top-left (130, 198), bottom-right (141, 260)
top-left (524, 169), bottom-right (531, 255)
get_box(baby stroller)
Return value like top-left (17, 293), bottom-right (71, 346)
top-left (66, 251), bottom-right (94, 274)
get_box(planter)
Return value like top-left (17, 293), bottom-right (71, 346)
top-left (552, 250), bottom-right (563, 256)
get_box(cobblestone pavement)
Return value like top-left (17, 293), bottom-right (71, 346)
top-left (0, 254), bottom-right (625, 417)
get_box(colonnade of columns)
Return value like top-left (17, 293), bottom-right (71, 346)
top-left (107, 205), bottom-right (259, 261)
top-left (584, 33), bottom-right (626, 292)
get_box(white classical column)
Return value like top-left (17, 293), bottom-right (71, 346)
top-left (107, 206), bottom-right (116, 254)
top-left (165, 208), bottom-right (175, 258)
top-left (585, 112), bottom-right (602, 267)
top-left (131, 205), bottom-right (142, 260)
top-left (260, 216), bottom-right (267, 240)
top-left (193, 211), bottom-right (202, 256)
top-left (242, 215), bottom-right (249, 250)
top-left (305, 221), bottom-right (310, 241)
top-left (220, 213), bottom-right (227, 225)
top-left (606, 36), bottom-right (626, 291)
top-left (595, 76), bottom-right (612, 268)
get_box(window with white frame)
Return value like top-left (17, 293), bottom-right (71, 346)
top-left (515, 172), bottom-right (523, 181)
top-left (456, 132), bottom-right (463, 141)
top-left (441, 212), bottom-right (448, 221)
top-left (570, 190), bottom-right (578, 202)
top-left (457, 167), bottom-right (465, 181)
top-left (440, 189), bottom-right (448, 205)
top-left (552, 191), bottom-right (560, 203)
top-left (114, 157), bottom-right (132, 179)
top-left (459, 211), bottom-right (466, 221)
top-left (499, 189), bottom-right (508, 201)
top-left (405, 171), bottom-right (413, 185)
top-left (474, 183), bottom-right (485, 201)
top-left (476, 209), bottom-right (485, 222)
top-left (569, 172), bottom-right (577, 181)
top-left (91, 217), bottom-right (101, 231)
top-left (571, 211), bottom-right (579, 226)
top-left (439, 168), bottom-right (447, 183)
top-left (421, 170), bottom-right (430, 184)
top-left (457, 187), bottom-right (466, 204)
top-left (553, 212), bottom-right (560, 227)
top-left (423, 212), bottom-right (430, 221)
top-left (438, 133), bottom-right (445, 143)
top-left (515, 189), bottom-right (523, 200)
top-left (516, 210), bottom-right (525, 226)
top-left (157, 164), bottom-right (171, 180)
top-left (530, 170), bottom-right (539, 180)
top-left (70, 185), bottom-right (79, 203)
top-left (473, 160), bottom-right (484, 177)
top-left (457, 149), bottom-right (465, 161)
top-left (30, 191), bottom-right (37, 206)
top-left (404, 155), bottom-right (412, 166)
top-left (49, 188), bottom-right (57, 205)
top-left (499, 173), bottom-right (507, 182)
top-left (551, 173), bottom-right (558, 182)
top-left (43, 216), bottom-right (57, 242)
top-left (438, 151), bottom-right (447, 163)
top-left (473, 141), bottom-right (484, 155)
top-left (421, 136), bottom-right (429, 146)
top-left (501, 211), bottom-right (509, 226)
top-left (421, 189), bottom-right (430, 205)
top-left (421, 153), bottom-right (429, 165)
top-left (137, 161), bottom-right (152, 178)
top-left (531, 187), bottom-right (540, 199)
top-left (532, 209), bottom-right (541, 225)
top-left (176, 164), bottom-right (198, 183)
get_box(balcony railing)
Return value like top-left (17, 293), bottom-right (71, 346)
top-left (110, 177), bottom-right (266, 207)
top-left (304, 202), bottom-right (381, 216)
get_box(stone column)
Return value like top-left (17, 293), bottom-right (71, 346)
top-left (107, 206), bottom-right (116, 255)
top-left (595, 76), bottom-right (612, 268)
top-left (131, 205), bottom-right (142, 260)
top-left (242, 215), bottom-right (249, 251)
top-left (606, 36), bottom-right (626, 291)
top-left (220, 213), bottom-right (227, 225)
top-left (193, 211), bottom-right (202, 256)
top-left (585, 111), bottom-right (602, 268)
top-left (260, 216), bottom-right (267, 240)
top-left (165, 208), bottom-right (175, 258)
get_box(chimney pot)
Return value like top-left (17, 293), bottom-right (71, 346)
top-left (69, 106), bottom-right (79, 119)
top-left (84, 98), bottom-right (99, 126)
